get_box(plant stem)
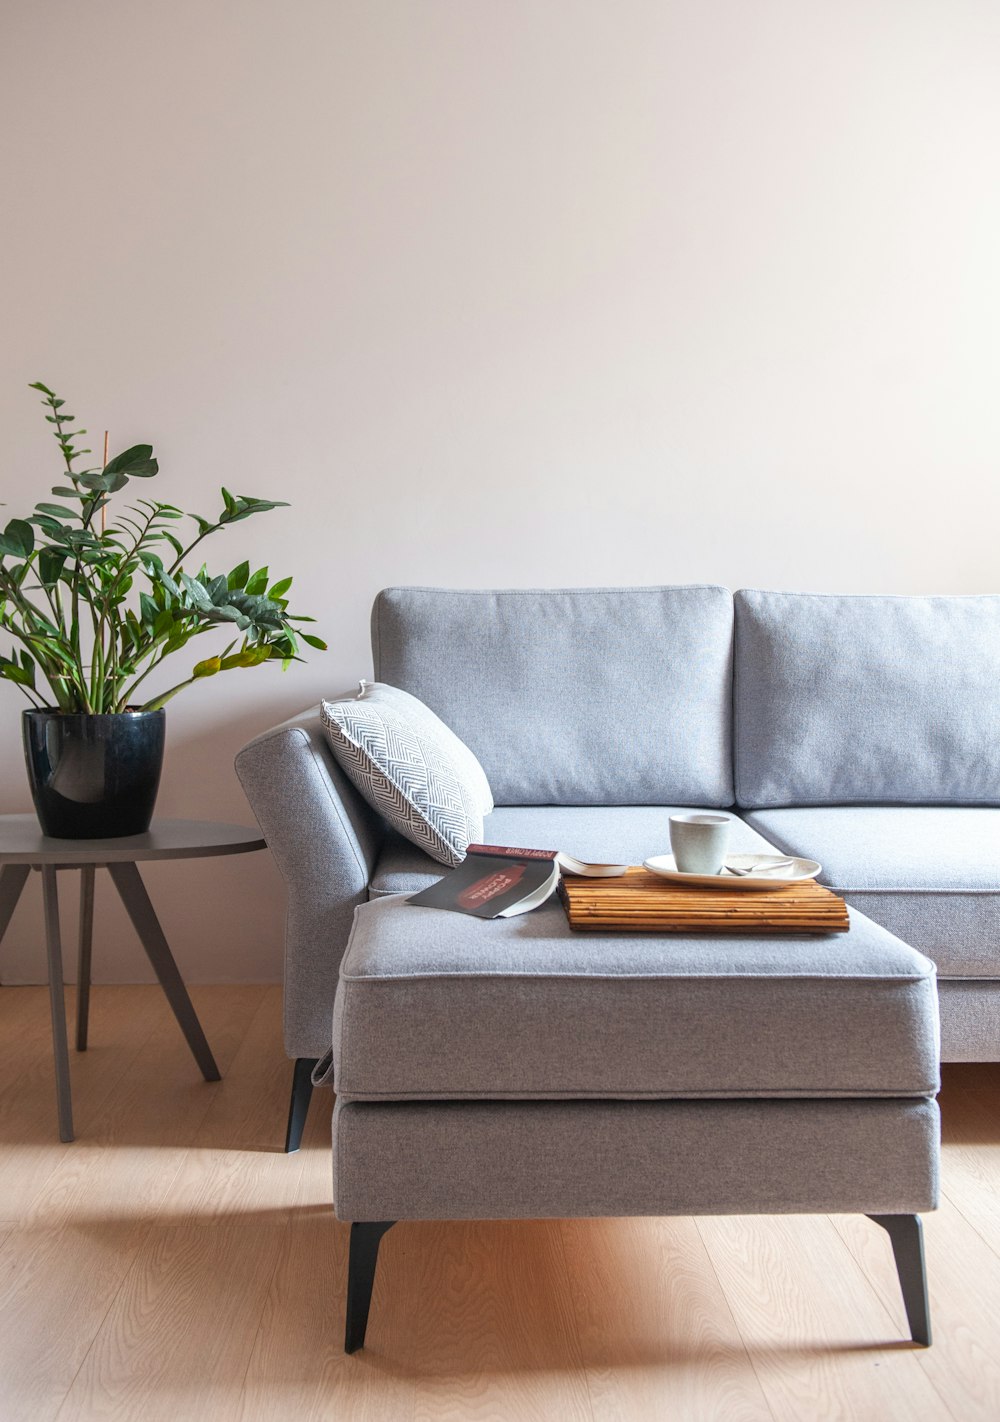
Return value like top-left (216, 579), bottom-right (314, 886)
top-left (139, 675), bottom-right (198, 711)
top-left (167, 522), bottom-right (220, 576)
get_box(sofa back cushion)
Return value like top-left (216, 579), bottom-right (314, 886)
top-left (734, 590), bottom-right (1000, 808)
top-left (372, 586), bottom-right (735, 806)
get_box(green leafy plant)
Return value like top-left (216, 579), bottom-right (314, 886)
top-left (0, 382), bottom-right (325, 713)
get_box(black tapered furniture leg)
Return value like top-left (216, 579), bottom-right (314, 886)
top-left (345, 1221), bottom-right (395, 1353)
top-left (869, 1213), bottom-right (931, 1346)
top-left (285, 1056), bottom-right (318, 1153)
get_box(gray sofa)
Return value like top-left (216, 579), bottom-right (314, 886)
top-left (233, 584), bottom-right (998, 1349)
top-left (236, 585), bottom-right (999, 1087)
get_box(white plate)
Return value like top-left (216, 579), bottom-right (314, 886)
top-left (642, 853), bottom-right (822, 890)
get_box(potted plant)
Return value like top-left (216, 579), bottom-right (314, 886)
top-left (1, 382), bottom-right (325, 838)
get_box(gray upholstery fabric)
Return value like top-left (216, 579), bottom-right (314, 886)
top-left (372, 586), bottom-right (735, 807)
top-left (322, 683), bottom-right (493, 867)
top-left (334, 898), bottom-right (938, 1101)
top-left (734, 590), bottom-right (1000, 808)
top-left (938, 979), bottom-right (1000, 1061)
top-left (235, 706), bottom-right (384, 1058)
top-left (370, 803), bottom-right (782, 897)
top-left (742, 806), bottom-right (1000, 978)
top-left (331, 1096), bottom-right (940, 1221)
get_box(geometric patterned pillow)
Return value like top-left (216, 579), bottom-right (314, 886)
top-left (321, 682), bottom-right (494, 867)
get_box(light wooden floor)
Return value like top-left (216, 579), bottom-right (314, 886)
top-left (1, 986), bottom-right (999, 1421)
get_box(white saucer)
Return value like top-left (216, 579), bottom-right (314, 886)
top-left (642, 853), bottom-right (822, 890)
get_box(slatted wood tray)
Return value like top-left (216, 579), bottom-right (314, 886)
top-left (560, 868), bottom-right (849, 934)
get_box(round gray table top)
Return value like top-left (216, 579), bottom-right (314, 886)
top-left (0, 815), bottom-right (266, 865)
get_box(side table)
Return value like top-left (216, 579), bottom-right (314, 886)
top-left (0, 816), bottom-right (265, 1141)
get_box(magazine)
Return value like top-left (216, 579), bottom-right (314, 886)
top-left (407, 843), bottom-right (628, 919)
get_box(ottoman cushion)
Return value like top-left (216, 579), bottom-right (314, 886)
top-left (333, 898), bottom-right (939, 1102)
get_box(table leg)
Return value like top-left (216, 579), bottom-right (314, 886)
top-left (0, 864), bottom-right (30, 985)
top-left (107, 862), bottom-right (221, 1082)
top-left (76, 865), bottom-right (96, 1051)
top-left (41, 866), bottom-right (74, 1143)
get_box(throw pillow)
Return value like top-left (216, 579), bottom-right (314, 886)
top-left (321, 682), bottom-right (494, 867)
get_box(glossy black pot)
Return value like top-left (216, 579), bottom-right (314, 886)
top-left (22, 709), bottom-right (166, 839)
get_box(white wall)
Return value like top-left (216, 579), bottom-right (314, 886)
top-left (1, 0), bottom-right (998, 983)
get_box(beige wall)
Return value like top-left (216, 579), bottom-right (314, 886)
top-left (1, 0), bottom-right (999, 983)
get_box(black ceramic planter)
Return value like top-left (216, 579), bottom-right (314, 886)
top-left (22, 709), bottom-right (166, 839)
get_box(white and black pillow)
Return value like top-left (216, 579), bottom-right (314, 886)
top-left (321, 683), bottom-right (493, 867)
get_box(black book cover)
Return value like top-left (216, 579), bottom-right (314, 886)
top-left (408, 844), bottom-right (559, 918)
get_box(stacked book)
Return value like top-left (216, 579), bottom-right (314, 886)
top-left (560, 867), bottom-right (849, 934)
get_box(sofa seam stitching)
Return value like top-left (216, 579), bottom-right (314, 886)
top-left (338, 970), bottom-right (935, 984)
top-left (335, 1085), bottom-right (939, 1100)
top-left (374, 584), bottom-right (731, 598)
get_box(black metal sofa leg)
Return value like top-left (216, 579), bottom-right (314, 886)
top-left (868, 1213), bottom-right (932, 1346)
top-left (340, 1215), bottom-right (928, 1353)
top-left (284, 1057), bottom-right (318, 1153)
top-left (345, 1221), bottom-right (396, 1353)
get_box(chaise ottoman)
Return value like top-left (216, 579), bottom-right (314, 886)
top-left (321, 895), bottom-right (941, 1352)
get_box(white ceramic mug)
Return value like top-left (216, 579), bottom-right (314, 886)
top-left (669, 812), bottom-right (731, 875)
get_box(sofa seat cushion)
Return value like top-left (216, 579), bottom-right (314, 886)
top-left (369, 804), bottom-right (782, 897)
top-left (742, 806), bottom-right (1000, 978)
top-left (333, 896), bottom-right (938, 1103)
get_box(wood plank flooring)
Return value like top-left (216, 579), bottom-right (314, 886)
top-left (0, 984), bottom-right (998, 1421)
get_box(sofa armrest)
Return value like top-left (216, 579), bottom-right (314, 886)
top-left (235, 706), bottom-right (385, 1058)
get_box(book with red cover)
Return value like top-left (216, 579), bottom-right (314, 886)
top-left (407, 844), bottom-right (627, 919)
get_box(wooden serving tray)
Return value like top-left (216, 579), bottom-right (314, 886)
top-left (560, 867), bottom-right (850, 934)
